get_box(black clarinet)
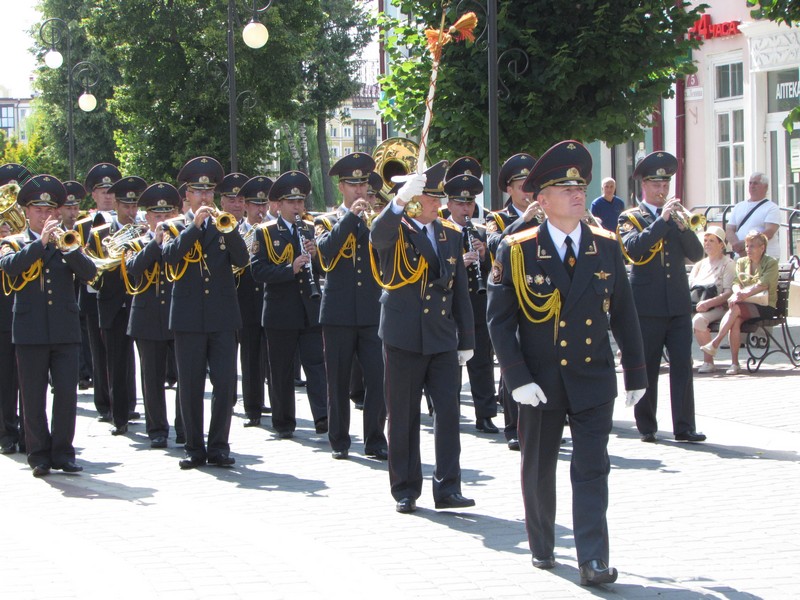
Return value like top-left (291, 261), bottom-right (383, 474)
top-left (295, 214), bottom-right (321, 299)
top-left (464, 217), bottom-right (487, 295)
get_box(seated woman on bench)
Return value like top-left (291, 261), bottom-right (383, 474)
top-left (701, 231), bottom-right (778, 375)
top-left (690, 226), bottom-right (735, 373)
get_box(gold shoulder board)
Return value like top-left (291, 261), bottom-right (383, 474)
top-left (589, 225), bottom-right (616, 240)
top-left (506, 226), bottom-right (540, 246)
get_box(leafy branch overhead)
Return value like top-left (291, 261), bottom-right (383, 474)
top-left (377, 0), bottom-right (707, 162)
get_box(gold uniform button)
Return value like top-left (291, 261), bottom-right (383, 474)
top-left (585, 357), bottom-right (592, 363)
top-left (357, 282), bottom-right (362, 286)
top-left (357, 256), bottom-right (362, 261)
top-left (441, 297), bottom-right (446, 302)
top-left (47, 290), bottom-right (52, 295)
top-left (585, 319), bottom-right (592, 326)
top-left (161, 300), bottom-right (166, 305)
top-left (48, 300), bottom-right (53, 305)
top-left (357, 269), bottom-right (362, 274)
top-left (666, 274), bottom-right (671, 279)
top-left (428, 284), bottom-right (433, 288)
top-left (425, 295), bottom-right (431, 300)
top-left (46, 279), bottom-right (51, 283)
top-left (560, 359), bottom-right (567, 366)
top-left (585, 338), bottom-right (591, 344)
top-left (441, 310), bottom-right (446, 315)
top-left (204, 290), bottom-right (209, 295)
top-left (424, 308), bottom-right (429, 314)
top-left (45, 268), bottom-right (50, 274)
top-left (203, 253), bottom-right (208, 258)
top-left (560, 340), bottom-right (567, 347)
top-left (220, 244), bottom-right (226, 250)
top-left (665, 263), bottom-right (670, 267)
top-left (204, 277), bottom-right (210, 282)
top-left (559, 321), bottom-right (566, 328)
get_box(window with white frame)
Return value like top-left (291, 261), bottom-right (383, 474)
top-left (714, 59), bottom-right (745, 205)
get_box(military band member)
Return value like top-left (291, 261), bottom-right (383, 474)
top-left (486, 152), bottom-right (537, 451)
top-left (370, 162), bottom-right (476, 514)
top-left (316, 153), bottom-right (387, 460)
top-left (82, 162), bottom-right (122, 421)
top-left (444, 172), bottom-right (498, 434)
top-left (90, 176), bottom-right (147, 435)
top-left (0, 175), bottom-right (97, 476)
top-left (0, 163), bottom-right (29, 456)
top-left (125, 182), bottom-right (184, 448)
top-left (488, 141), bottom-right (647, 585)
top-left (618, 151), bottom-right (706, 443)
top-left (163, 156), bottom-right (249, 469)
top-left (250, 171), bottom-right (328, 438)
top-left (237, 176), bottom-right (273, 427)
top-left (218, 172), bottom-right (248, 225)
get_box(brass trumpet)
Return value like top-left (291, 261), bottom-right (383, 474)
top-left (671, 204), bottom-right (707, 231)
top-left (52, 227), bottom-right (82, 252)
top-left (205, 206), bottom-right (237, 234)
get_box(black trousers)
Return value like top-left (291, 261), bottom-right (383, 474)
top-left (85, 305), bottom-right (111, 416)
top-left (519, 401), bottom-right (613, 565)
top-left (174, 330), bottom-right (237, 461)
top-left (322, 324), bottom-right (386, 454)
top-left (265, 326), bottom-right (327, 433)
top-left (240, 324), bottom-right (266, 419)
top-left (100, 306), bottom-right (136, 428)
top-left (16, 343), bottom-right (79, 468)
top-left (136, 338), bottom-right (176, 439)
top-left (499, 376), bottom-right (518, 441)
top-left (464, 319), bottom-right (497, 419)
top-left (383, 344), bottom-right (462, 502)
top-left (78, 313), bottom-right (93, 381)
top-left (0, 330), bottom-right (22, 448)
top-left (634, 314), bottom-right (697, 436)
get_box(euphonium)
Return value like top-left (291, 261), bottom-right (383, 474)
top-left (102, 223), bottom-right (149, 258)
top-left (671, 204), bottom-right (707, 232)
top-left (206, 207), bottom-right (236, 234)
top-left (0, 182), bottom-right (27, 235)
top-left (52, 227), bottom-right (81, 252)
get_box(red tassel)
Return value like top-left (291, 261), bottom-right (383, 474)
top-left (449, 12), bottom-right (477, 43)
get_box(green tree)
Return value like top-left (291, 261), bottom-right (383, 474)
top-left (377, 0), bottom-right (707, 161)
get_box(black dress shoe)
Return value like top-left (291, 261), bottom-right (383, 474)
top-left (150, 436), bottom-right (168, 449)
top-left (111, 424), bottom-right (128, 436)
top-left (277, 430), bottom-right (294, 439)
top-left (208, 455), bottom-right (235, 467)
top-left (175, 434), bottom-right (186, 445)
top-left (396, 497), bottom-right (416, 514)
top-left (97, 413), bottom-right (112, 423)
top-left (675, 431), bottom-right (706, 442)
top-left (32, 464), bottom-right (51, 477)
top-left (640, 432), bottom-right (657, 443)
top-left (476, 417), bottom-right (499, 433)
top-left (260, 405), bottom-right (272, 414)
top-left (366, 448), bottom-right (388, 460)
top-left (294, 378), bottom-right (307, 387)
top-left (332, 449), bottom-right (348, 460)
top-left (56, 461), bottom-right (83, 473)
top-left (507, 438), bottom-right (520, 451)
top-left (579, 559), bottom-right (618, 586)
top-left (531, 556), bottom-right (556, 570)
top-left (243, 417), bottom-right (261, 428)
top-left (128, 411), bottom-right (141, 420)
top-left (165, 378), bottom-right (177, 389)
top-left (314, 417), bottom-right (329, 434)
top-left (0, 442), bottom-right (16, 455)
top-left (78, 378), bottom-right (92, 390)
top-left (434, 493), bottom-right (476, 510)
top-left (352, 399), bottom-right (364, 410)
top-left (179, 457), bottom-right (206, 470)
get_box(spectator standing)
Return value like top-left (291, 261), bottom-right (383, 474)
top-left (590, 177), bottom-right (625, 232)
top-left (726, 173), bottom-right (781, 258)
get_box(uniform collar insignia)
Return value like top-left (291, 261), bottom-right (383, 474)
top-left (537, 244), bottom-right (552, 259)
top-left (585, 240), bottom-right (597, 255)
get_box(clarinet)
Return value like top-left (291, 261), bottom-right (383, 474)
top-left (464, 217), bottom-right (487, 295)
top-left (295, 214), bottom-right (321, 299)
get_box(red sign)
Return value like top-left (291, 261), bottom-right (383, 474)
top-left (689, 14), bottom-right (741, 40)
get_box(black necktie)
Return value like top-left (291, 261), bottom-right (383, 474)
top-left (656, 208), bottom-right (663, 216)
top-left (564, 236), bottom-right (576, 279)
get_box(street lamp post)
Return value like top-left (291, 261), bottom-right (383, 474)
top-left (226, 0), bottom-right (272, 173)
top-left (39, 18), bottom-right (100, 181)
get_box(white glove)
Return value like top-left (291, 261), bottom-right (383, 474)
top-left (512, 382), bottom-right (548, 407)
top-left (393, 172), bottom-right (427, 205)
top-left (457, 349), bottom-right (474, 365)
top-left (625, 389), bottom-right (646, 407)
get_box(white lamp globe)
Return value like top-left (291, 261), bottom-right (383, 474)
top-left (44, 49), bottom-right (64, 69)
top-left (78, 92), bottom-right (97, 112)
top-left (242, 21), bottom-right (269, 49)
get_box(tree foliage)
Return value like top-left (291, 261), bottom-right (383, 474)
top-left (377, 0), bottom-right (707, 161)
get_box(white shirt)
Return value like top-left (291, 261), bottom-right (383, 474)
top-left (729, 198), bottom-right (781, 258)
top-left (546, 222), bottom-right (582, 262)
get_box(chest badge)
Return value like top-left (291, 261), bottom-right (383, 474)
top-left (594, 270), bottom-right (611, 280)
top-left (447, 256), bottom-right (457, 265)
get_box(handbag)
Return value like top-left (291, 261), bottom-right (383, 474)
top-left (732, 283), bottom-right (769, 306)
top-left (690, 283), bottom-right (718, 306)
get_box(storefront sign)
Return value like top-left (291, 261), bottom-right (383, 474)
top-left (689, 15), bottom-right (741, 41)
top-left (768, 68), bottom-right (800, 113)
top-left (685, 87), bottom-right (704, 101)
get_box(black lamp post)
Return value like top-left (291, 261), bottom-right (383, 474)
top-left (226, 0), bottom-right (273, 172)
top-left (39, 18), bottom-right (100, 181)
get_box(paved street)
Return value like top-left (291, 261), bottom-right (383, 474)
top-left (1, 324), bottom-right (799, 600)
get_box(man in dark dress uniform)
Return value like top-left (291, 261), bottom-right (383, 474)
top-left (443, 171), bottom-right (498, 434)
top-left (89, 176), bottom-right (147, 436)
top-left (237, 175), bottom-right (273, 427)
top-left (618, 151), bottom-right (706, 443)
top-left (82, 162), bottom-right (122, 421)
top-left (163, 156), bottom-right (249, 469)
top-left (485, 152), bottom-right (538, 451)
top-left (370, 161), bottom-right (476, 514)
top-left (125, 182), bottom-right (184, 448)
top-left (0, 175), bottom-right (97, 476)
top-left (316, 153), bottom-right (387, 460)
top-left (488, 141), bottom-right (647, 586)
top-left (250, 171), bottom-right (328, 438)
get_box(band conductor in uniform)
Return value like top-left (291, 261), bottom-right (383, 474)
top-left (487, 141), bottom-right (647, 586)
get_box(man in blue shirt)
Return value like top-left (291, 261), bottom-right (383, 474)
top-left (590, 178), bottom-right (624, 232)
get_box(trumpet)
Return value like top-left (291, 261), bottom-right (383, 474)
top-left (671, 204), bottom-right (707, 231)
top-left (524, 197), bottom-right (546, 224)
top-left (204, 206), bottom-right (237, 234)
top-left (52, 227), bottom-right (82, 252)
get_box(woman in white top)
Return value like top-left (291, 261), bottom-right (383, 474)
top-left (690, 226), bottom-right (736, 373)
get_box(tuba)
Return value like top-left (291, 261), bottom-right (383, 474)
top-left (0, 183), bottom-right (27, 235)
top-left (373, 138), bottom-right (426, 216)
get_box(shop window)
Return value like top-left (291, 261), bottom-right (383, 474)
top-left (716, 109), bottom-right (745, 204)
top-left (716, 62), bottom-right (743, 100)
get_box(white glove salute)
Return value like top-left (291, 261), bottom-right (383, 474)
top-left (512, 382), bottom-right (548, 407)
top-left (393, 172), bottom-right (427, 206)
top-left (625, 389), bottom-right (646, 407)
top-left (457, 349), bottom-right (474, 366)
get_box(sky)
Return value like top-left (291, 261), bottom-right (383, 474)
top-left (1, 0), bottom-right (41, 97)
